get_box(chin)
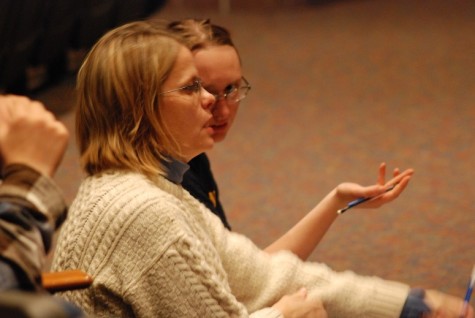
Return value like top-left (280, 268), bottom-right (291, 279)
top-left (212, 133), bottom-right (227, 143)
top-left (202, 139), bottom-right (215, 151)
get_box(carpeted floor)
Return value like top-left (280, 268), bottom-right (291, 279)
top-left (33, 0), bottom-right (475, 301)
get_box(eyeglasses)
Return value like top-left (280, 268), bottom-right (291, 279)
top-left (159, 77), bottom-right (252, 104)
top-left (210, 77), bottom-right (251, 105)
top-left (159, 79), bottom-right (203, 95)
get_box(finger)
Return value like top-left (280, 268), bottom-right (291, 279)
top-left (377, 162), bottom-right (386, 185)
top-left (0, 96), bottom-right (16, 121)
top-left (7, 95), bottom-right (33, 114)
top-left (298, 287), bottom-right (308, 298)
top-left (371, 176), bottom-right (412, 205)
top-left (393, 167), bottom-right (400, 177)
top-left (0, 97), bottom-right (18, 137)
top-left (385, 168), bottom-right (414, 187)
top-left (382, 176), bottom-right (411, 200)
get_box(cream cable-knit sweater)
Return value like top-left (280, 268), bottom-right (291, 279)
top-left (52, 171), bottom-right (410, 317)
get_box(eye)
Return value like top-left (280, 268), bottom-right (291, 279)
top-left (223, 83), bottom-right (238, 95)
top-left (182, 79), bottom-right (202, 93)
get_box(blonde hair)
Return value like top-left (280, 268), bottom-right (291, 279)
top-left (76, 21), bottom-right (182, 177)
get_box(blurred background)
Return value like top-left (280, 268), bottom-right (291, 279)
top-left (2, 0), bottom-right (475, 300)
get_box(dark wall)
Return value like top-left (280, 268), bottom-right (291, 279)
top-left (0, 0), bottom-right (166, 94)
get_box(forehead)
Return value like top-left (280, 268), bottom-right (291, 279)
top-left (192, 45), bottom-right (242, 85)
top-left (165, 45), bottom-right (199, 85)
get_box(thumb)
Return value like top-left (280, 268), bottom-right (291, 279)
top-left (297, 287), bottom-right (308, 298)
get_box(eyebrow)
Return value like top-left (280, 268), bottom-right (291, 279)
top-left (174, 75), bottom-right (200, 88)
top-left (204, 78), bottom-right (241, 90)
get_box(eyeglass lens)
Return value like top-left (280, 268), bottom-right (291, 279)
top-left (212, 78), bottom-right (251, 104)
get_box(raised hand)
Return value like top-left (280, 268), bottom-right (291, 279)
top-left (335, 162), bottom-right (414, 211)
top-left (0, 95), bottom-right (69, 177)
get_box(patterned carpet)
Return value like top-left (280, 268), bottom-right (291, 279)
top-left (34, 0), bottom-right (475, 300)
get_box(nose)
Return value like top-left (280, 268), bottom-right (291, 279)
top-left (200, 86), bottom-right (216, 110)
top-left (211, 97), bottom-right (231, 118)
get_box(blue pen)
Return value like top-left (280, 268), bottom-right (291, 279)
top-left (460, 265), bottom-right (475, 318)
top-left (337, 184), bottom-right (396, 214)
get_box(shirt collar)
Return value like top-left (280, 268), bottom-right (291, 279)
top-left (161, 157), bottom-right (189, 184)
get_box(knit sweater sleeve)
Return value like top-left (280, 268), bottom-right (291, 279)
top-left (123, 234), bottom-right (283, 318)
top-left (206, 213), bottom-right (410, 318)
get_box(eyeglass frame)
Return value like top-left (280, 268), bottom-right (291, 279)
top-left (159, 77), bottom-right (252, 104)
top-left (210, 76), bottom-right (251, 105)
top-left (159, 78), bottom-right (204, 96)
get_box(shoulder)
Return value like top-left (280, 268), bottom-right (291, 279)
top-left (77, 171), bottom-right (173, 200)
top-left (53, 171), bottom-right (190, 270)
top-left (72, 171), bottom-right (186, 219)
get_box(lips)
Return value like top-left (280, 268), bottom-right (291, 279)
top-left (203, 119), bottom-right (215, 135)
top-left (211, 122), bottom-right (228, 131)
top-left (205, 126), bottom-right (214, 135)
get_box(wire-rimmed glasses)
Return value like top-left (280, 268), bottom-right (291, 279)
top-left (159, 77), bottom-right (252, 105)
top-left (159, 79), bottom-right (203, 95)
top-left (211, 77), bottom-right (251, 105)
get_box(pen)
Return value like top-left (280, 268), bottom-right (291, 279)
top-left (460, 265), bottom-right (475, 318)
top-left (337, 184), bottom-right (396, 214)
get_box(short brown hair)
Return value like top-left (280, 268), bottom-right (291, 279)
top-left (166, 19), bottom-right (237, 53)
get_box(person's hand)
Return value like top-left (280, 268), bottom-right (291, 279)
top-left (272, 288), bottom-right (328, 318)
top-left (335, 162), bottom-right (414, 209)
top-left (423, 289), bottom-right (474, 318)
top-left (0, 95), bottom-right (69, 177)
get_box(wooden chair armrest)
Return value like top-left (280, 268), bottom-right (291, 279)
top-left (41, 270), bottom-right (93, 293)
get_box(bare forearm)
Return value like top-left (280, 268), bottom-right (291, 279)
top-left (264, 189), bottom-right (340, 260)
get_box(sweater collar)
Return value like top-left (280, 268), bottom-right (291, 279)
top-left (161, 157), bottom-right (189, 184)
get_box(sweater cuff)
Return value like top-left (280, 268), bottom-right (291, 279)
top-left (365, 279), bottom-right (410, 318)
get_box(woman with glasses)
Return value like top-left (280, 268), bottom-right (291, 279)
top-left (167, 19), bottom-right (253, 230)
top-left (51, 21), bottom-right (471, 318)
top-left (167, 19), bottom-right (413, 259)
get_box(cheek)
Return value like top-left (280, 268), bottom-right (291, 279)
top-left (228, 104), bottom-right (239, 123)
top-left (161, 105), bottom-right (188, 139)
top-left (160, 97), bottom-right (207, 144)
top-left (172, 108), bottom-right (203, 140)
